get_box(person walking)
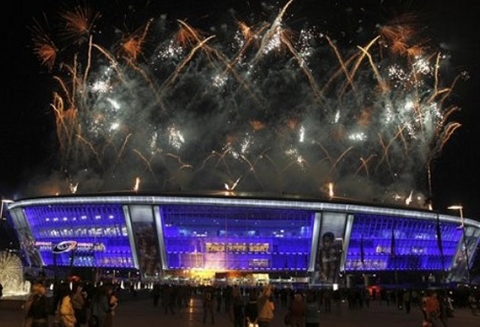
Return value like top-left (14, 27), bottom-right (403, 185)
top-left (257, 285), bottom-right (274, 327)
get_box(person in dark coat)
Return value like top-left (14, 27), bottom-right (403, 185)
top-left (230, 287), bottom-right (244, 327)
top-left (244, 291), bottom-right (259, 327)
top-left (202, 286), bottom-right (215, 325)
top-left (89, 285), bottom-right (111, 327)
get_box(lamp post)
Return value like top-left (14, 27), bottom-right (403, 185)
top-left (0, 199), bottom-right (13, 221)
top-left (447, 205), bottom-right (471, 284)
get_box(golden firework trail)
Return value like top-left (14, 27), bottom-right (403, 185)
top-left (26, 1), bottom-right (466, 210)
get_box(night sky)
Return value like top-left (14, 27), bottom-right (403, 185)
top-left (1, 0), bottom-right (480, 221)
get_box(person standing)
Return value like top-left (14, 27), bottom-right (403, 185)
top-left (71, 284), bottom-right (86, 327)
top-left (424, 291), bottom-right (447, 327)
top-left (244, 291), bottom-right (258, 327)
top-left (224, 285), bottom-right (233, 314)
top-left (202, 286), bottom-right (215, 325)
top-left (257, 285), bottom-right (274, 327)
top-left (89, 285), bottom-right (111, 327)
top-left (322, 289), bottom-right (332, 313)
top-left (230, 286), bottom-right (245, 327)
top-left (332, 289), bottom-right (342, 315)
top-left (104, 286), bottom-right (118, 327)
top-left (152, 283), bottom-right (161, 307)
top-left (287, 293), bottom-right (306, 327)
top-left (468, 291), bottom-right (479, 316)
top-left (216, 287), bottom-right (222, 313)
top-left (305, 291), bottom-right (320, 327)
top-left (56, 284), bottom-right (76, 327)
top-left (162, 284), bottom-right (175, 315)
top-left (24, 283), bottom-right (50, 327)
top-left (403, 289), bottom-right (411, 314)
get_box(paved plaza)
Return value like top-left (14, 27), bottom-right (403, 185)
top-left (1, 294), bottom-right (479, 327)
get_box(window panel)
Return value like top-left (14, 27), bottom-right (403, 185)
top-left (23, 204), bottom-right (135, 268)
top-left (160, 205), bottom-right (314, 271)
top-left (345, 214), bottom-right (462, 271)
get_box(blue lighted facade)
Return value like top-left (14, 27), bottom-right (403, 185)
top-left (17, 204), bottom-right (135, 268)
top-left (160, 205), bottom-right (314, 271)
top-left (6, 194), bottom-right (480, 283)
top-left (345, 214), bottom-right (463, 271)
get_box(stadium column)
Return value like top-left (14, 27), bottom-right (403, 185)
top-left (448, 205), bottom-right (471, 285)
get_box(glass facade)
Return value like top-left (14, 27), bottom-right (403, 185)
top-left (160, 205), bottom-right (315, 271)
top-left (23, 204), bottom-right (135, 268)
top-left (345, 214), bottom-right (462, 271)
top-left (448, 225), bottom-right (480, 282)
top-left (7, 195), bottom-right (480, 280)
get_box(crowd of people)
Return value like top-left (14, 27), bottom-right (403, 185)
top-left (147, 283), bottom-right (480, 327)
top-left (18, 280), bottom-right (480, 327)
top-left (21, 281), bottom-right (119, 327)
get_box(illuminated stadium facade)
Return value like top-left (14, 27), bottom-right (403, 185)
top-left (6, 193), bottom-right (480, 285)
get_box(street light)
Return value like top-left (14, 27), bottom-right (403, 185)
top-left (447, 205), bottom-right (464, 227)
top-left (447, 204), bottom-right (471, 284)
top-left (0, 199), bottom-right (13, 218)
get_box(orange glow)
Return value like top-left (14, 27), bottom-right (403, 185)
top-left (175, 21), bottom-right (206, 48)
top-left (59, 6), bottom-right (100, 45)
top-left (30, 20), bottom-right (58, 70)
top-left (120, 19), bottom-right (153, 60)
top-left (378, 13), bottom-right (426, 58)
top-left (250, 120), bottom-right (266, 131)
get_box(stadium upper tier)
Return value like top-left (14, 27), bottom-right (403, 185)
top-left (6, 193), bottom-right (480, 283)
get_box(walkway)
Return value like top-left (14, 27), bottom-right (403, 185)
top-left (1, 295), bottom-right (479, 327)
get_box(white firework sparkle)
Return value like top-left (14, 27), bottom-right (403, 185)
top-left (25, 1), bottom-right (466, 209)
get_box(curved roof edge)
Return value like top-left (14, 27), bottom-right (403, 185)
top-left (7, 193), bottom-right (480, 228)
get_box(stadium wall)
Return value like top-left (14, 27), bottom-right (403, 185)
top-left (6, 194), bottom-right (480, 284)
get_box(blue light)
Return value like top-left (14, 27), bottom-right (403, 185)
top-left (161, 205), bottom-right (314, 270)
top-left (8, 194), bottom-right (480, 279)
top-left (23, 204), bottom-right (135, 268)
top-left (345, 214), bottom-right (462, 271)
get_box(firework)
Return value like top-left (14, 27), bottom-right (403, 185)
top-left (26, 1), bottom-right (466, 209)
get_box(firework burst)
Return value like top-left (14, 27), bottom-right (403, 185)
top-left (25, 1), bottom-right (466, 209)
top-left (30, 17), bottom-right (58, 71)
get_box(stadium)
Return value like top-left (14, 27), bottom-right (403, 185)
top-left (5, 193), bottom-right (480, 287)
top-left (3, 0), bottom-right (477, 290)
